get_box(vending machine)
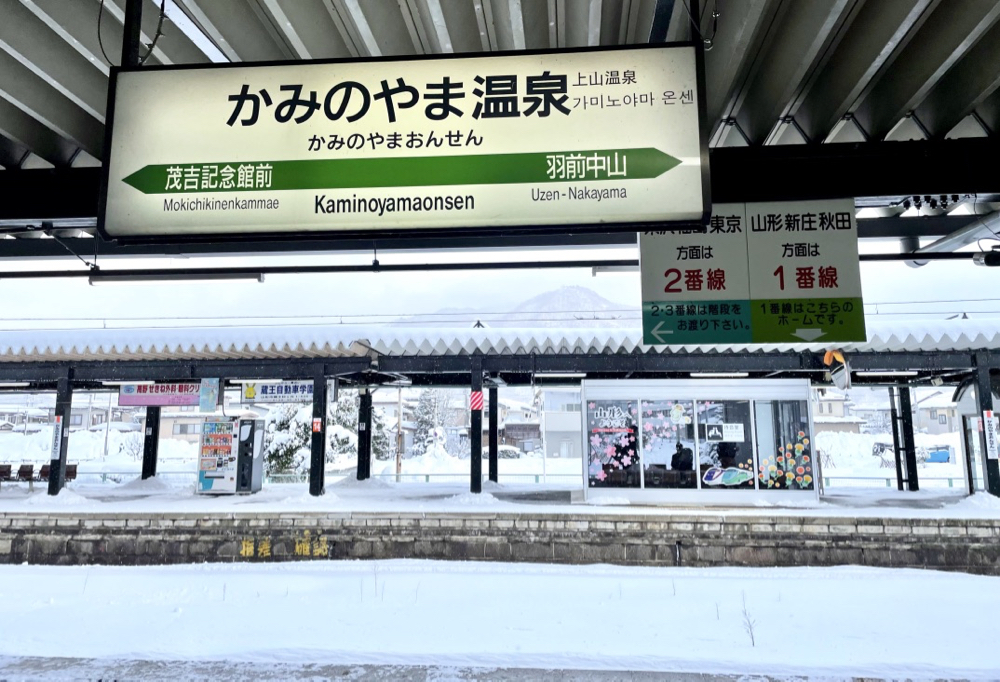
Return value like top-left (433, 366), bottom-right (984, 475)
top-left (197, 419), bottom-right (265, 494)
top-left (235, 419), bottom-right (265, 494)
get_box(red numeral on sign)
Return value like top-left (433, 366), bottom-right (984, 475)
top-left (664, 268), bottom-right (682, 293)
top-left (773, 265), bottom-right (785, 290)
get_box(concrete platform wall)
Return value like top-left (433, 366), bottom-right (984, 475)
top-left (1, 512), bottom-right (998, 574)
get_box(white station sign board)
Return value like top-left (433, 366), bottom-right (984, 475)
top-left (101, 46), bottom-right (707, 239)
top-left (640, 198), bottom-right (865, 345)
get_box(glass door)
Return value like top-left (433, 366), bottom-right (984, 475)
top-left (962, 415), bottom-right (985, 493)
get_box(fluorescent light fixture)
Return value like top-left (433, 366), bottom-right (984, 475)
top-left (89, 272), bottom-right (264, 285)
top-left (690, 372), bottom-right (749, 378)
top-left (855, 370), bottom-right (919, 377)
top-left (537, 372), bottom-right (587, 378)
top-left (592, 265), bottom-right (639, 276)
top-left (0, 382), bottom-right (30, 387)
top-left (101, 381), bottom-right (156, 386)
top-left (227, 379), bottom-right (286, 385)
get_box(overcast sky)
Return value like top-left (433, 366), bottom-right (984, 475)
top-left (2, 240), bottom-right (999, 330)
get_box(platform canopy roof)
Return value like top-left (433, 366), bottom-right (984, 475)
top-left (0, 316), bottom-right (996, 364)
top-left (1, 0), bottom-right (1000, 244)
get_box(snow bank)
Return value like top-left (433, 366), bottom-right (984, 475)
top-left (0, 560), bottom-right (997, 678)
top-left (116, 476), bottom-right (177, 493)
top-left (22, 488), bottom-right (90, 507)
top-left (444, 492), bottom-right (500, 506)
top-left (948, 492), bottom-right (1000, 512)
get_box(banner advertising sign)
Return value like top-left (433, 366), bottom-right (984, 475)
top-left (100, 45), bottom-right (707, 240)
top-left (118, 382), bottom-right (201, 406)
top-left (50, 415), bottom-right (63, 461)
top-left (640, 198), bottom-right (865, 345)
top-left (241, 381), bottom-right (314, 403)
top-left (985, 410), bottom-right (999, 461)
top-left (199, 378), bottom-right (221, 412)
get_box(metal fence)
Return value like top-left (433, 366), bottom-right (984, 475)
top-left (8, 470), bottom-right (582, 486)
top-left (822, 475), bottom-right (966, 489)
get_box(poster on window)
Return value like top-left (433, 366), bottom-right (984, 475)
top-left (640, 399), bottom-right (696, 489)
top-left (697, 400), bottom-right (755, 489)
top-left (587, 399), bottom-right (639, 487)
top-left (755, 400), bottom-right (814, 490)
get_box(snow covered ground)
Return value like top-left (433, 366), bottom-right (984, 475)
top-left (816, 430), bottom-right (969, 489)
top-left (0, 560), bottom-right (997, 679)
top-left (2, 474), bottom-right (1000, 519)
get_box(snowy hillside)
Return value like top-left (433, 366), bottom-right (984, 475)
top-left (393, 285), bottom-right (636, 328)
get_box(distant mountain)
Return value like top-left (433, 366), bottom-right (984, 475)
top-left (392, 286), bottom-right (638, 328)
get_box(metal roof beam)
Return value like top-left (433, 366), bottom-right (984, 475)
top-left (704, 0), bottom-right (776, 145)
top-left (915, 20), bottom-right (1000, 139)
top-left (319, 1), bottom-right (363, 57)
top-left (549, 0), bottom-right (565, 48)
top-left (422, 0), bottom-right (455, 52)
top-left (588, 0), bottom-right (603, 46)
top-left (793, 0), bottom-right (934, 144)
top-left (255, 0), bottom-right (313, 59)
top-left (852, 0), bottom-right (1000, 141)
top-left (0, 49), bottom-right (103, 159)
top-left (728, 0), bottom-right (858, 146)
top-left (0, 135), bottom-right (29, 169)
top-left (472, 0), bottom-right (496, 51)
top-left (0, 3), bottom-right (107, 123)
top-left (398, 0), bottom-right (430, 53)
top-left (173, 0), bottom-right (291, 61)
top-left (143, 0), bottom-right (216, 64)
top-left (261, 0), bottom-right (353, 59)
top-left (0, 97), bottom-right (78, 167)
top-left (648, 0), bottom-right (674, 43)
top-left (488, 0), bottom-right (527, 51)
top-left (976, 89), bottom-right (1000, 137)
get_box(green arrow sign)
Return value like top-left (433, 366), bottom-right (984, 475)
top-left (122, 148), bottom-right (681, 195)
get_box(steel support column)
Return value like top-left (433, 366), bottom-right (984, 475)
top-left (47, 371), bottom-right (72, 495)
top-left (975, 358), bottom-right (1000, 496)
top-left (357, 389), bottom-right (373, 481)
top-left (121, 0), bottom-right (144, 68)
top-left (488, 385), bottom-right (498, 483)
top-left (309, 371), bottom-right (327, 496)
top-left (141, 405), bottom-right (161, 480)
top-left (470, 359), bottom-right (483, 493)
top-left (888, 387), bottom-right (904, 491)
top-left (898, 386), bottom-right (919, 491)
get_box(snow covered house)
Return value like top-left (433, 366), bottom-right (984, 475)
top-left (913, 390), bottom-right (960, 435)
top-left (812, 389), bottom-right (865, 434)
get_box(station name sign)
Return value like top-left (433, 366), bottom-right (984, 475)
top-left (100, 45), bottom-right (707, 240)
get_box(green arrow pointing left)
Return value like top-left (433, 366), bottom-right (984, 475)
top-left (122, 147), bottom-right (681, 195)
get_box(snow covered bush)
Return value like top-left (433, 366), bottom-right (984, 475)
top-left (412, 389), bottom-right (447, 457)
top-left (328, 389), bottom-right (392, 460)
top-left (263, 403), bottom-right (311, 474)
top-left (117, 430), bottom-right (144, 461)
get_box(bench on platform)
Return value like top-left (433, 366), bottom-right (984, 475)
top-left (15, 464), bottom-right (33, 482)
top-left (1, 463), bottom-right (78, 490)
